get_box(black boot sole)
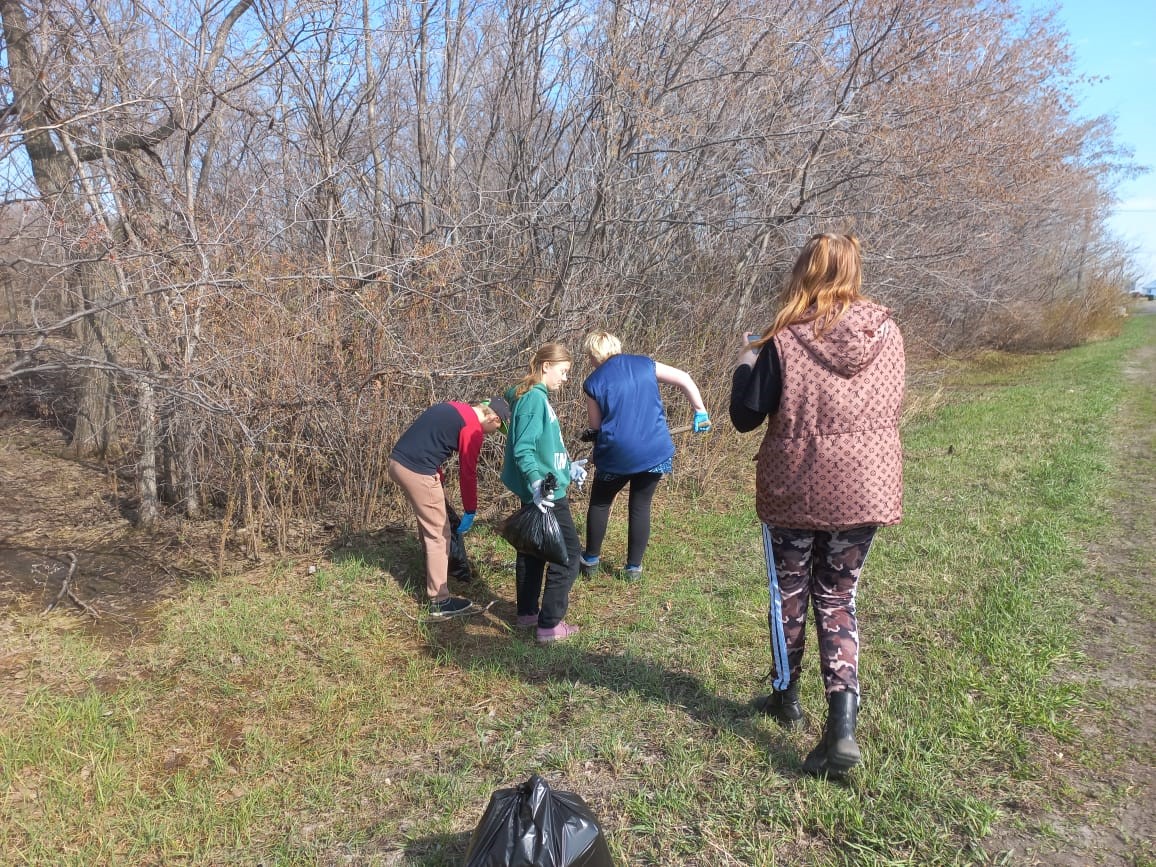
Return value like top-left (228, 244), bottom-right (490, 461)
top-left (801, 740), bottom-right (860, 777)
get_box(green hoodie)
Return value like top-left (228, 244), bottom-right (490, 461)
top-left (501, 383), bottom-right (571, 502)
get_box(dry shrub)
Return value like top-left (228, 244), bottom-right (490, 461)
top-left (177, 269), bottom-right (418, 548)
top-left (970, 280), bottom-right (1126, 353)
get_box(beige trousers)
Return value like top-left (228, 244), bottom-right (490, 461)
top-left (387, 459), bottom-right (450, 600)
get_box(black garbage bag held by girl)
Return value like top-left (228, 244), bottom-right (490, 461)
top-left (499, 474), bottom-right (568, 566)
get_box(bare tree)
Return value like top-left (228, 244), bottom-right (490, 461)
top-left (0, 0), bottom-right (1137, 542)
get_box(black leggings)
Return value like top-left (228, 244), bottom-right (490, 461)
top-left (583, 471), bottom-right (663, 568)
top-left (515, 497), bottom-right (582, 628)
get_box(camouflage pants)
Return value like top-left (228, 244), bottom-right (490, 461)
top-left (762, 524), bottom-right (877, 696)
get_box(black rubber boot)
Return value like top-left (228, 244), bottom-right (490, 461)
top-left (825, 690), bottom-right (861, 772)
top-left (753, 681), bottom-right (805, 728)
top-left (801, 737), bottom-right (829, 776)
top-left (801, 691), bottom-right (861, 777)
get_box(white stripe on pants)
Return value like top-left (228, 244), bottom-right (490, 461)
top-left (762, 522), bottom-right (792, 691)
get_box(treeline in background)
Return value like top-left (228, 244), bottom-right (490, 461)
top-left (0, 0), bottom-right (1138, 547)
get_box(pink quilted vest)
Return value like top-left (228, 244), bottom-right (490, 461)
top-left (755, 301), bottom-right (905, 530)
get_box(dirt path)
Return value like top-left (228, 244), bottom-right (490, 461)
top-left (983, 317), bottom-right (1156, 865)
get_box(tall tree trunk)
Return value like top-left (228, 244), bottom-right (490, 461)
top-left (1, 0), bottom-right (118, 455)
top-left (414, 0), bottom-right (434, 237)
top-left (363, 0), bottom-right (388, 262)
top-left (137, 378), bottom-right (159, 529)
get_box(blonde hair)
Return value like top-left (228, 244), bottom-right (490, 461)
top-left (583, 331), bottom-right (622, 365)
top-left (754, 233), bottom-right (865, 346)
top-left (514, 342), bottom-right (572, 398)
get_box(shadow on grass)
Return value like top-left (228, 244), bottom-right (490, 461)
top-left (332, 523), bottom-right (521, 618)
top-left (464, 640), bottom-right (796, 755)
top-left (402, 830), bottom-right (474, 866)
top-left (330, 525), bottom-right (425, 594)
top-left (335, 525), bottom-right (802, 767)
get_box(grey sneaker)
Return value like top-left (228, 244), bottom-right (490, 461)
top-left (622, 565), bottom-right (643, 583)
top-left (579, 554), bottom-right (600, 576)
top-left (428, 596), bottom-right (474, 619)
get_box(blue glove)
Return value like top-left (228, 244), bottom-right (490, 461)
top-left (693, 411), bottom-right (712, 433)
top-left (569, 458), bottom-right (589, 489)
top-left (457, 511), bottom-right (475, 533)
top-left (531, 479), bottom-right (556, 513)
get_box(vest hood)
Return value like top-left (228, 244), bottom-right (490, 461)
top-left (787, 301), bottom-right (895, 378)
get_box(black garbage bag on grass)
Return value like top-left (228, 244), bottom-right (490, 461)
top-left (445, 503), bottom-right (475, 583)
top-left (463, 774), bottom-right (614, 867)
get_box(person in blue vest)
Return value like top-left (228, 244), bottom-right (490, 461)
top-left (578, 332), bottom-right (711, 581)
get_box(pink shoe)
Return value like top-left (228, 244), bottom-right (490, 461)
top-left (516, 614), bottom-right (539, 628)
top-left (536, 622), bottom-right (579, 644)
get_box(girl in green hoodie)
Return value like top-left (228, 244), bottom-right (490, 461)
top-left (501, 342), bottom-right (585, 643)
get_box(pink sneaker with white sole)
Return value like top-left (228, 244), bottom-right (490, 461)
top-left (536, 622), bottom-right (579, 644)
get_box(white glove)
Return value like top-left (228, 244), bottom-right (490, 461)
top-left (570, 458), bottom-right (588, 490)
top-left (531, 479), bottom-right (556, 513)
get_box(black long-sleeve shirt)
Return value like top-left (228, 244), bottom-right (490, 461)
top-left (390, 401), bottom-right (484, 511)
top-left (729, 343), bottom-right (783, 432)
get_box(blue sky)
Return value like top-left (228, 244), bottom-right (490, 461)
top-left (1050, 0), bottom-right (1156, 286)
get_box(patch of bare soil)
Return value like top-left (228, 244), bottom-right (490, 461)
top-left (0, 419), bottom-right (206, 640)
top-left (983, 327), bottom-right (1156, 865)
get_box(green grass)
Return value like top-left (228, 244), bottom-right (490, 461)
top-left (1, 315), bottom-right (1153, 865)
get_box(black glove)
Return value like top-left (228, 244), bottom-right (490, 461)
top-left (579, 427), bottom-right (599, 443)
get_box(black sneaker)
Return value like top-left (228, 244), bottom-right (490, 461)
top-left (428, 596), bottom-right (474, 619)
